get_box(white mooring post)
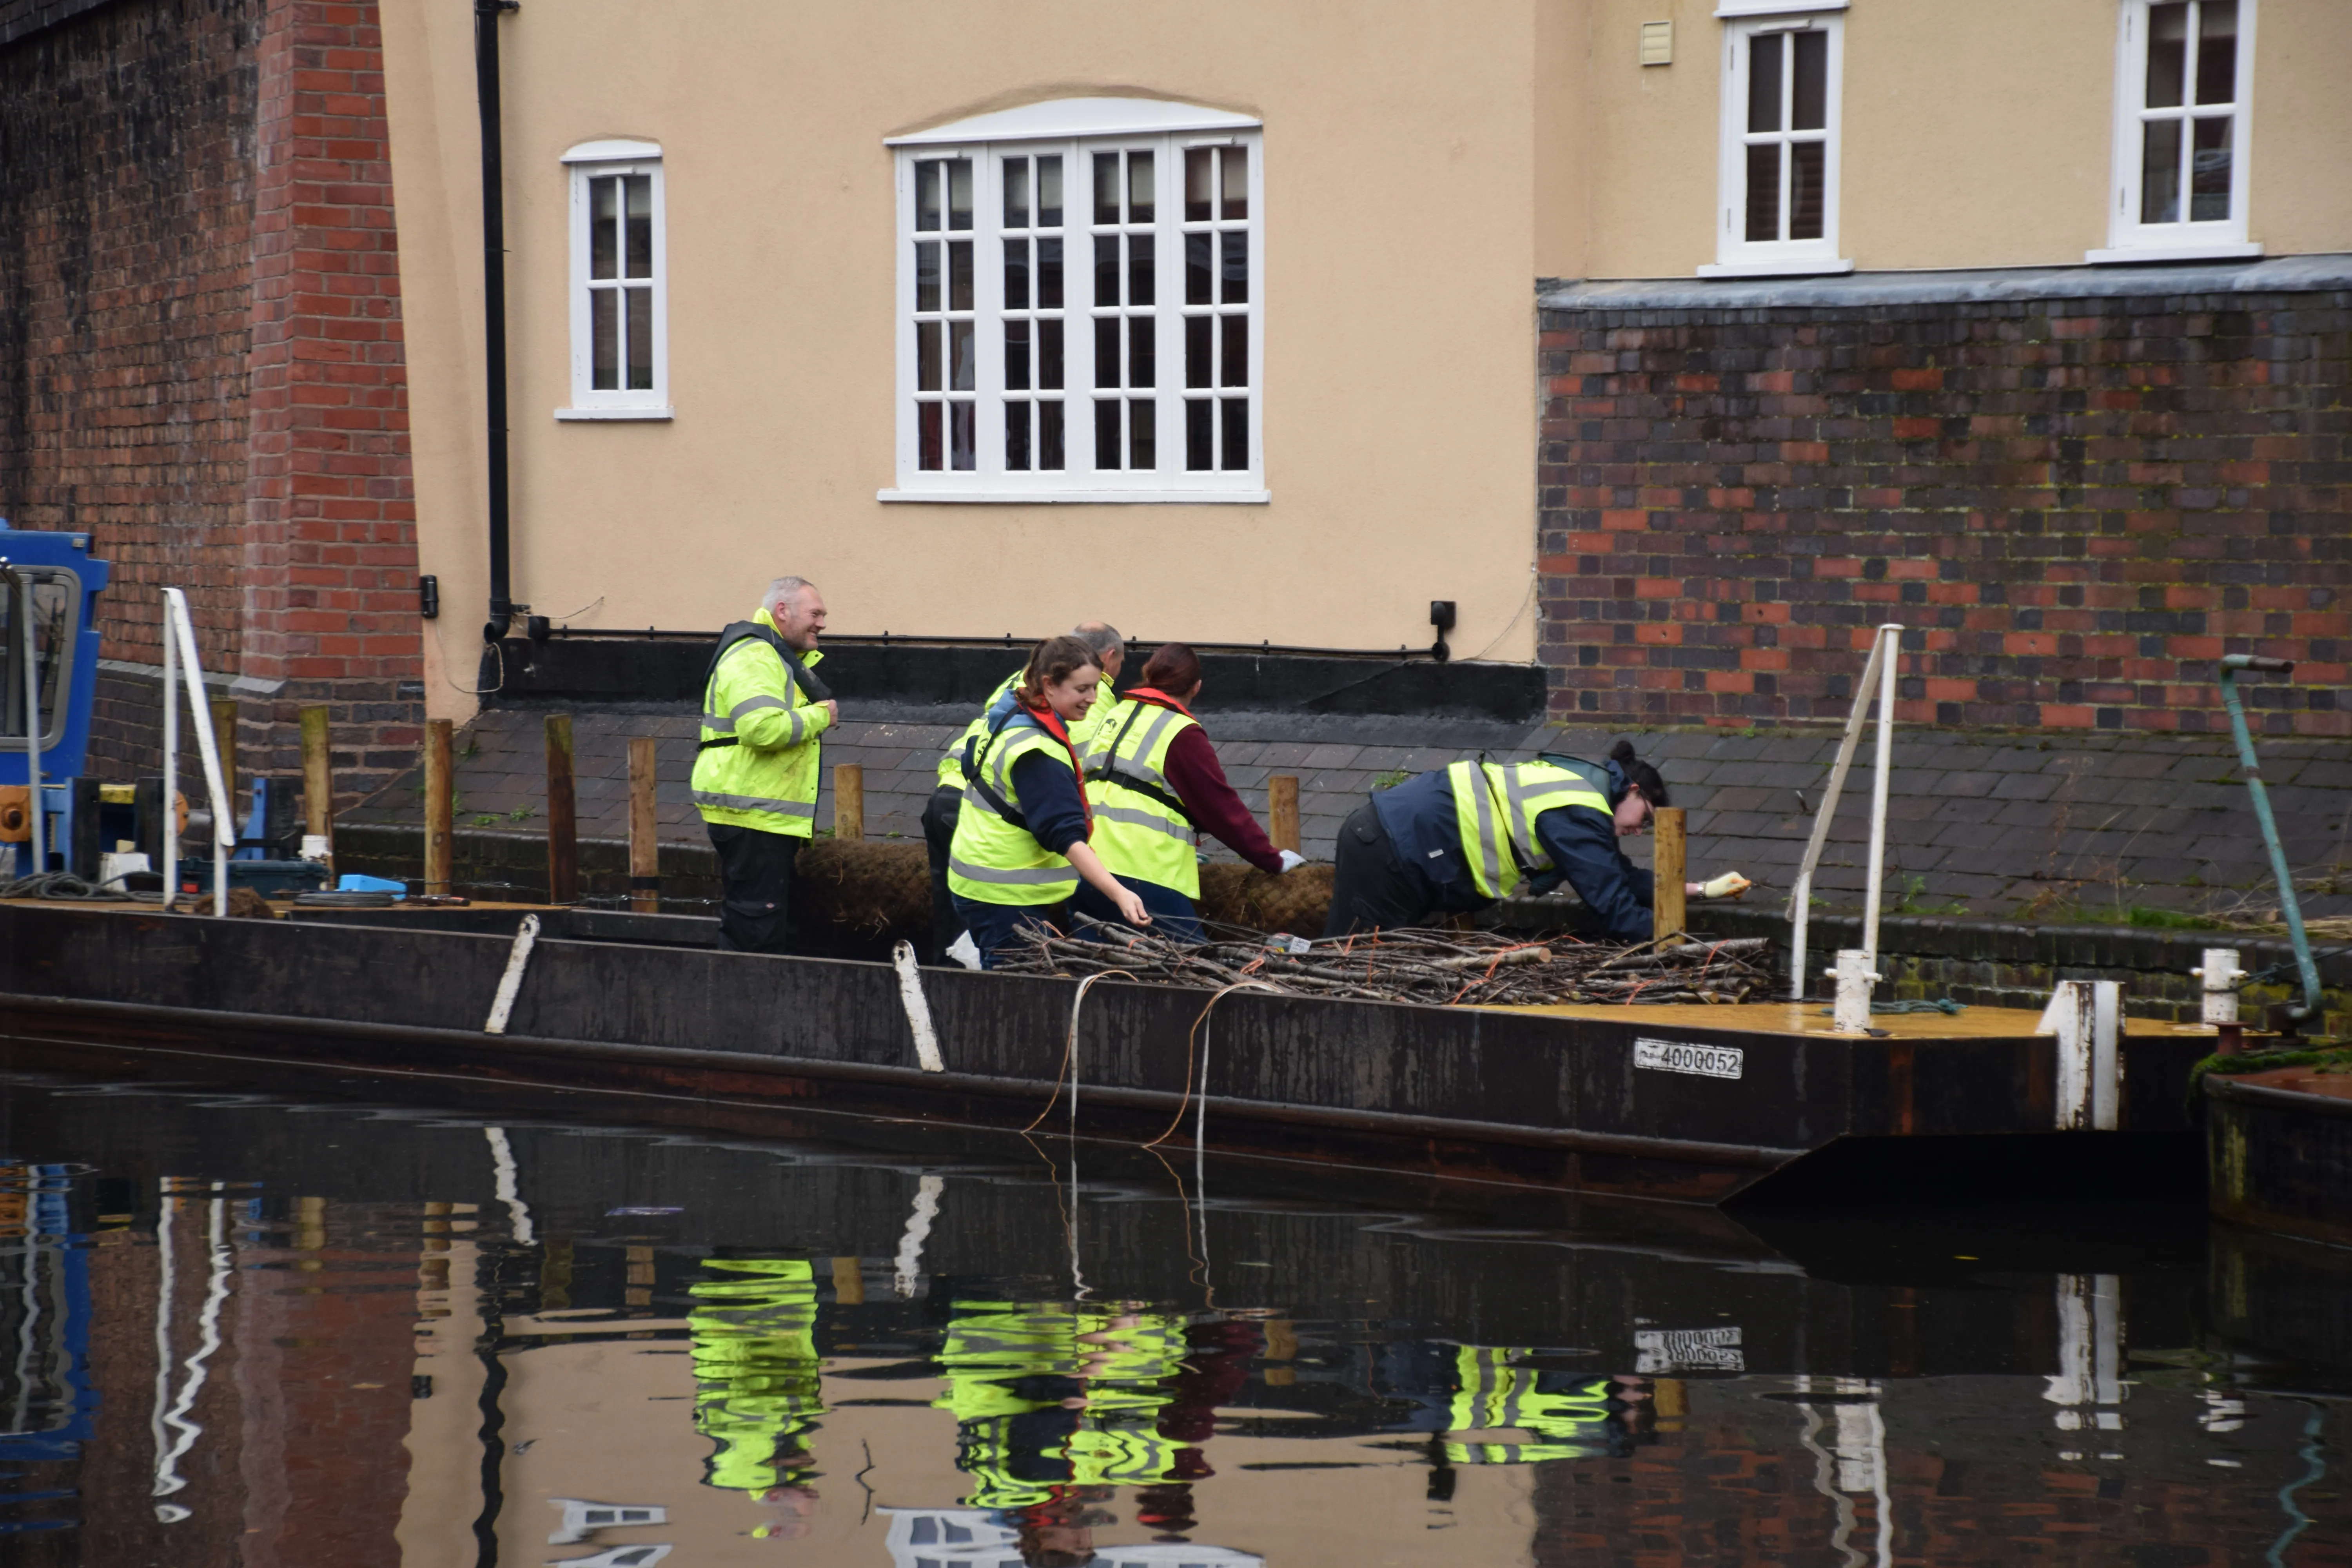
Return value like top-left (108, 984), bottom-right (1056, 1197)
top-left (2193, 948), bottom-right (2243, 1025)
top-left (158, 589), bottom-right (235, 916)
top-left (1826, 948), bottom-right (1881, 1033)
top-left (1788, 623), bottom-right (1904, 1000)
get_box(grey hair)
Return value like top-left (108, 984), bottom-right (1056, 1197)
top-left (763, 576), bottom-right (814, 616)
top-left (1071, 621), bottom-right (1122, 659)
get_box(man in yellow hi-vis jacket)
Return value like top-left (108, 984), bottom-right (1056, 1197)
top-left (692, 576), bottom-right (836, 952)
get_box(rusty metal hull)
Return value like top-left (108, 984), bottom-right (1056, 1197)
top-left (0, 905), bottom-right (2202, 1205)
top-left (2207, 1070), bottom-right (2352, 1246)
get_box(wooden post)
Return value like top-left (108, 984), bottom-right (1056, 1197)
top-left (628, 736), bottom-right (659, 912)
top-left (209, 697), bottom-right (238, 828)
top-left (300, 705), bottom-right (334, 847)
top-left (833, 762), bottom-right (864, 842)
top-left (423, 719), bottom-right (453, 895)
top-left (1268, 775), bottom-right (1300, 853)
top-left (1653, 805), bottom-right (1686, 945)
top-left (545, 713), bottom-right (578, 905)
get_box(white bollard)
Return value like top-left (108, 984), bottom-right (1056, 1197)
top-left (2193, 948), bottom-right (2243, 1026)
top-left (1826, 949), bottom-right (1880, 1033)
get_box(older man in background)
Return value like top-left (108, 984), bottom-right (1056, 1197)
top-left (692, 576), bottom-right (837, 953)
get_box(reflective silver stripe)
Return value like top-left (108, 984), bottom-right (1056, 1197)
top-left (958, 782), bottom-right (1006, 820)
top-left (730, 693), bottom-right (805, 744)
top-left (1091, 802), bottom-right (1193, 841)
top-left (1502, 767), bottom-right (1604, 869)
top-left (701, 712), bottom-right (735, 734)
top-left (948, 854), bottom-right (1075, 887)
top-left (1463, 764), bottom-right (1507, 893)
top-left (691, 789), bottom-right (816, 818)
top-left (1114, 706), bottom-right (1183, 788)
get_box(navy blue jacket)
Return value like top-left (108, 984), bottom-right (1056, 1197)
top-left (1371, 762), bottom-right (1657, 938)
top-left (1008, 749), bottom-right (1091, 858)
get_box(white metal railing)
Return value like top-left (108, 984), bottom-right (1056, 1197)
top-left (160, 589), bottom-right (234, 916)
top-left (1788, 622), bottom-right (1902, 1001)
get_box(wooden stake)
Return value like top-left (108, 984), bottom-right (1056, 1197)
top-left (423, 719), bottom-right (453, 895)
top-left (545, 713), bottom-right (578, 905)
top-left (300, 705), bottom-right (334, 844)
top-left (628, 736), bottom-right (659, 911)
top-left (833, 762), bottom-right (864, 842)
top-left (1653, 805), bottom-right (1686, 946)
top-left (1268, 774), bottom-right (1300, 853)
top-left (209, 698), bottom-right (238, 825)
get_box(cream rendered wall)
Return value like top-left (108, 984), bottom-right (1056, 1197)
top-left (1570, 0), bottom-right (2352, 280)
top-left (2245, 0), bottom-right (2352, 255)
top-left (384, 2), bottom-right (1550, 726)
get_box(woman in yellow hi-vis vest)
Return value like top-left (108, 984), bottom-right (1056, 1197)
top-left (1074, 642), bottom-right (1305, 943)
top-left (947, 635), bottom-right (1151, 967)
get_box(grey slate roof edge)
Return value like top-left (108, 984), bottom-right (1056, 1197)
top-left (1537, 252), bottom-right (2352, 313)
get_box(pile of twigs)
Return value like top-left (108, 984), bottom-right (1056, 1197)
top-left (996, 916), bottom-right (1773, 1007)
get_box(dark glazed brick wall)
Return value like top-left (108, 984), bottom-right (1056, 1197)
top-left (1, 0), bottom-right (421, 804)
top-left (0, 0), bottom-right (262, 675)
top-left (1537, 288), bottom-right (2352, 736)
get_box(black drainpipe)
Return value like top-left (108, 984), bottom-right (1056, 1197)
top-left (475, 0), bottom-right (519, 643)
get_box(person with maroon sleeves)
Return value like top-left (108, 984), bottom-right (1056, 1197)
top-left (1075, 642), bottom-right (1306, 944)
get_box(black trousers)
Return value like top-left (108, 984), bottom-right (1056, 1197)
top-left (920, 783), bottom-right (964, 964)
top-left (708, 822), bottom-right (801, 955)
top-left (1321, 799), bottom-right (1442, 937)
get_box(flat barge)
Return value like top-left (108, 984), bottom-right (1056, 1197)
top-left (0, 902), bottom-right (2211, 1205)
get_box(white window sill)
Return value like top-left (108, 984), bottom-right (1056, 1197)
top-left (877, 487), bottom-right (1270, 505)
top-left (2085, 241), bottom-right (2263, 266)
top-left (1696, 258), bottom-right (1856, 279)
top-left (554, 405), bottom-right (675, 422)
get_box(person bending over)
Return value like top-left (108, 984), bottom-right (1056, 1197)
top-left (1321, 739), bottom-right (1747, 940)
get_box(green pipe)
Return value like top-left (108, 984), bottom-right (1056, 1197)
top-left (2218, 654), bottom-right (2321, 1023)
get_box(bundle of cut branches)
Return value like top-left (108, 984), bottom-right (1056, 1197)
top-left (994, 916), bottom-right (1773, 1007)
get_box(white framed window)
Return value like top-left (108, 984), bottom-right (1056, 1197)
top-left (1700, 11), bottom-right (1849, 279)
top-left (882, 98), bottom-right (1267, 503)
top-left (559, 140), bottom-right (671, 420)
top-left (2090, 0), bottom-right (2259, 263)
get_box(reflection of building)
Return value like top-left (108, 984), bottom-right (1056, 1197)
top-left (882, 1508), bottom-right (1263, 1568)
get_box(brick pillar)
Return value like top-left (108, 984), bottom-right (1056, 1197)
top-left (241, 0), bottom-right (423, 813)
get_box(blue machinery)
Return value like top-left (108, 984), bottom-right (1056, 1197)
top-left (0, 526), bottom-right (109, 876)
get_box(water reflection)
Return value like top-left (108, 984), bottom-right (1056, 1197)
top-left (0, 1071), bottom-right (2345, 1564)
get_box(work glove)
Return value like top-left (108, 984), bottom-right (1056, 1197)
top-left (1699, 871), bottom-right (1752, 901)
top-left (1276, 850), bottom-right (1307, 873)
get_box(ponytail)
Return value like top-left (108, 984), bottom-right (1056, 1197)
top-left (1610, 739), bottom-right (1670, 808)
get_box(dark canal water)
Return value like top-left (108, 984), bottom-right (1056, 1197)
top-left (1, 1064), bottom-right (2347, 1566)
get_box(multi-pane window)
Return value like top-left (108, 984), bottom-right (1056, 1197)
top-left (2097, 0), bottom-right (2258, 259)
top-left (887, 106), bottom-right (1263, 501)
top-left (562, 143), bottom-right (669, 418)
top-left (1181, 144), bottom-right (1250, 472)
top-left (1706, 16), bottom-right (1845, 276)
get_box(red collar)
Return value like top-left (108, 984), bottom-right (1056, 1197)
top-left (1123, 686), bottom-right (1195, 719)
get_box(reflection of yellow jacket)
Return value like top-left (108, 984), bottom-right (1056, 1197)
top-left (1444, 1346), bottom-right (1613, 1466)
top-left (690, 1259), bottom-right (825, 1492)
top-left (933, 1301), bottom-right (1192, 1507)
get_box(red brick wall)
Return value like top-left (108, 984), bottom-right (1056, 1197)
top-left (1, 0), bottom-right (422, 806)
top-left (1538, 289), bottom-right (2352, 737)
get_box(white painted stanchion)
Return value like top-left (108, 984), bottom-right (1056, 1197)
top-left (2040, 980), bottom-right (2123, 1131)
top-left (157, 588), bottom-right (235, 916)
top-left (1788, 623), bottom-right (1904, 999)
top-left (892, 940), bottom-right (946, 1072)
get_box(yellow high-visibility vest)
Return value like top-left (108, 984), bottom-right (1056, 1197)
top-left (691, 609), bottom-right (830, 836)
top-left (1445, 760), bottom-right (1609, 900)
top-left (1083, 695), bottom-right (1202, 897)
top-left (947, 708), bottom-right (1084, 906)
